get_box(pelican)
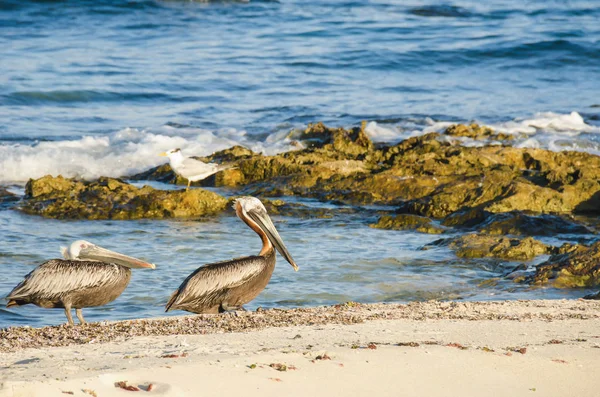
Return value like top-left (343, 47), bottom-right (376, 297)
top-left (166, 196), bottom-right (298, 314)
top-left (6, 240), bottom-right (155, 325)
top-left (159, 148), bottom-right (234, 191)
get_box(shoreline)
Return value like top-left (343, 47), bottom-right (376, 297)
top-left (1, 300), bottom-right (600, 396)
top-left (2, 299), bottom-right (599, 353)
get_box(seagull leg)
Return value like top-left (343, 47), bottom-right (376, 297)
top-left (64, 304), bottom-right (75, 326)
top-left (186, 180), bottom-right (191, 192)
top-left (76, 308), bottom-right (86, 325)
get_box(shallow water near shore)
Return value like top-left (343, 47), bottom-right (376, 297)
top-left (0, 191), bottom-right (596, 328)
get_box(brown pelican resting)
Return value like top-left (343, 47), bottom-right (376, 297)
top-left (166, 196), bottom-right (299, 314)
top-left (6, 240), bottom-right (155, 325)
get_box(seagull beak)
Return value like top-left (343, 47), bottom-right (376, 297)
top-left (79, 245), bottom-right (156, 269)
top-left (158, 152), bottom-right (167, 157)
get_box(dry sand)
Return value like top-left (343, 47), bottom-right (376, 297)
top-left (1, 300), bottom-right (599, 397)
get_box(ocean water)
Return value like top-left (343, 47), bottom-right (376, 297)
top-left (1, 0), bottom-right (599, 327)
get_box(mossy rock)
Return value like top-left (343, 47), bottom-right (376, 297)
top-left (444, 123), bottom-right (513, 141)
top-left (291, 121), bottom-right (373, 158)
top-left (370, 214), bottom-right (445, 234)
top-left (25, 175), bottom-right (84, 199)
top-left (532, 241), bottom-right (600, 288)
top-left (447, 234), bottom-right (550, 260)
top-left (201, 145), bottom-right (257, 164)
top-left (477, 212), bottom-right (590, 236)
top-left (128, 164), bottom-right (175, 183)
top-left (444, 209), bottom-right (591, 236)
top-left (20, 175), bottom-right (227, 220)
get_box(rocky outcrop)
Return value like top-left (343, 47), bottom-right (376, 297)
top-left (127, 123), bottom-right (600, 220)
top-left (370, 214), bottom-right (445, 234)
top-left (444, 123), bottom-right (514, 141)
top-left (18, 121), bottom-right (600, 239)
top-left (532, 241), bottom-right (600, 288)
top-left (395, 145), bottom-right (600, 218)
top-left (20, 175), bottom-right (227, 220)
top-left (438, 234), bottom-right (550, 260)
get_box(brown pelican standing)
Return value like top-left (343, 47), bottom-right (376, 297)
top-left (166, 196), bottom-right (298, 314)
top-left (6, 240), bottom-right (155, 325)
top-left (159, 148), bottom-right (234, 191)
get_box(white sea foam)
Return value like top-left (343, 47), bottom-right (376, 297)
top-left (494, 112), bottom-right (600, 154)
top-left (1, 111), bottom-right (598, 184)
top-left (492, 111), bottom-right (599, 135)
top-left (0, 126), bottom-right (297, 184)
top-left (364, 122), bottom-right (402, 142)
top-left (364, 120), bottom-right (445, 143)
top-left (368, 111), bottom-right (600, 154)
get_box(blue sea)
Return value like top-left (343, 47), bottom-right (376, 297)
top-left (1, 0), bottom-right (599, 327)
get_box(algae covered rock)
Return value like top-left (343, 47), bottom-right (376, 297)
top-left (20, 175), bottom-right (227, 220)
top-left (202, 145), bottom-right (256, 163)
top-left (370, 214), bottom-right (445, 234)
top-left (292, 121), bottom-right (373, 158)
top-left (394, 145), bottom-right (600, 218)
top-left (444, 123), bottom-right (513, 141)
top-left (128, 163), bottom-right (175, 183)
top-left (532, 241), bottom-right (600, 288)
top-left (444, 209), bottom-right (591, 236)
top-left (446, 234), bottom-right (550, 260)
top-left (25, 175), bottom-right (84, 198)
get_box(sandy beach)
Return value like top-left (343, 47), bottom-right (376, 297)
top-left (1, 299), bottom-right (599, 397)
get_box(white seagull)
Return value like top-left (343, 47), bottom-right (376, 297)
top-left (159, 148), bottom-right (234, 191)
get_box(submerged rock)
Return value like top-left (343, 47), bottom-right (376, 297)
top-left (20, 175), bottom-right (227, 220)
top-left (370, 214), bottom-right (445, 234)
top-left (444, 209), bottom-right (591, 236)
top-left (583, 291), bottom-right (600, 300)
top-left (532, 241), bottom-right (600, 288)
top-left (261, 199), bottom-right (360, 219)
top-left (444, 234), bottom-right (550, 260)
top-left (0, 187), bottom-right (19, 209)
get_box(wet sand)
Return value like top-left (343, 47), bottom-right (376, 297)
top-left (1, 300), bottom-right (599, 396)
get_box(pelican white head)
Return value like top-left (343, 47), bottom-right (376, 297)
top-left (60, 240), bottom-right (155, 269)
top-left (61, 240), bottom-right (95, 260)
top-left (233, 196), bottom-right (299, 271)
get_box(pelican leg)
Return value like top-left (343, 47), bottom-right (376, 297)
top-left (64, 304), bottom-right (75, 326)
top-left (186, 180), bottom-right (191, 191)
top-left (220, 304), bottom-right (246, 313)
top-left (76, 308), bottom-right (86, 325)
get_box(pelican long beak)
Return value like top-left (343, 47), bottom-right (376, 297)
top-left (80, 245), bottom-right (156, 269)
top-left (158, 152), bottom-right (167, 157)
top-left (248, 210), bottom-right (299, 271)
